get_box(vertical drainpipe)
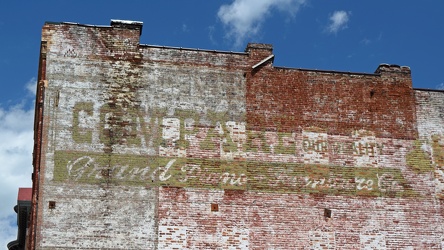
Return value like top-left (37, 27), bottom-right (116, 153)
top-left (28, 41), bottom-right (47, 250)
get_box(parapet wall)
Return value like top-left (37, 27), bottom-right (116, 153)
top-left (31, 20), bottom-right (444, 249)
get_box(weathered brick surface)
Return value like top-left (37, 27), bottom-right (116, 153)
top-left (159, 188), bottom-right (444, 249)
top-left (31, 20), bottom-right (444, 249)
top-left (40, 184), bottom-right (156, 249)
top-left (246, 65), bottom-right (417, 139)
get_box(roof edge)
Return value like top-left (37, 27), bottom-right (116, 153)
top-left (140, 44), bottom-right (248, 55)
top-left (274, 66), bottom-right (379, 76)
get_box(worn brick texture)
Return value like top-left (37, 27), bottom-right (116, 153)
top-left (32, 21), bottom-right (444, 249)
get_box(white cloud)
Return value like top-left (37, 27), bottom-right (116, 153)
top-left (182, 23), bottom-right (189, 33)
top-left (361, 38), bottom-right (371, 45)
top-left (0, 214), bottom-right (18, 250)
top-left (217, 0), bottom-right (306, 47)
top-left (327, 10), bottom-right (350, 34)
top-left (0, 80), bottom-right (34, 249)
top-left (208, 25), bottom-right (217, 45)
top-left (25, 77), bottom-right (37, 96)
top-left (437, 83), bottom-right (444, 90)
top-left (0, 105), bottom-right (34, 248)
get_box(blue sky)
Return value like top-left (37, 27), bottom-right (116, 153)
top-left (0, 0), bottom-right (443, 248)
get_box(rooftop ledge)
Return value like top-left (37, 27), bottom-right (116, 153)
top-left (46, 19), bottom-right (144, 35)
top-left (110, 19), bottom-right (143, 26)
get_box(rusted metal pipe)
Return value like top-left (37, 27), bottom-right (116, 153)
top-left (28, 42), bottom-right (46, 250)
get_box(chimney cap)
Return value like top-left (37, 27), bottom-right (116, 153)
top-left (245, 43), bottom-right (273, 52)
top-left (110, 19), bottom-right (143, 26)
top-left (375, 63), bottom-right (411, 74)
top-left (110, 19), bottom-right (143, 35)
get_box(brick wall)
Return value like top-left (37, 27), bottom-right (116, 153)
top-left (246, 64), bottom-right (416, 139)
top-left (32, 20), bottom-right (444, 249)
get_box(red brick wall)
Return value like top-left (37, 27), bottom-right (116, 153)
top-left (246, 63), bottom-right (417, 139)
top-left (159, 188), bottom-right (444, 249)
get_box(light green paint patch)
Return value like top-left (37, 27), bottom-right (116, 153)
top-left (432, 135), bottom-right (444, 200)
top-left (200, 130), bottom-right (217, 150)
top-left (54, 150), bottom-right (415, 198)
top-left (188, 110), bottom-right (236, 151)
top-left (304, 126), bottom-right (328, 133)
top-left (274, 132), bottom-right (296, 155)
top-left (175, 110), bottom-right (199, 150)
top-left (245, 130), bottom-right (269, 153)
top-left (147, 108), bottom-right (167, 149)
top-left (406, 140), bottom-right (433, 173)
top-left (207, 110), bottom-right (230, 125)
top-left (248, 161), bottom-right (414, 197)
top-left (432, 135), bottom-right (444, 167)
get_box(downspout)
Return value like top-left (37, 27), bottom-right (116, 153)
top-left (28, 41), bottom-right (47, 250)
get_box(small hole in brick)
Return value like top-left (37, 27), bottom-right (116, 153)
top-left (101, 169), bottom-right (111, 177)
top-left (324, 208), bottom-right (331, 218)
top-left (49, 201), bottom-right (56, 209)
top-left (211, 203), bottom-right (219, 212)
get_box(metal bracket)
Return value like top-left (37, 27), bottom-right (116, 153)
top-left (252, 54), bottom-right (275, 69)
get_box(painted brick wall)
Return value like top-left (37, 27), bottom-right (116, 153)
top-left (31, 20), bottom-right (444, 249)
